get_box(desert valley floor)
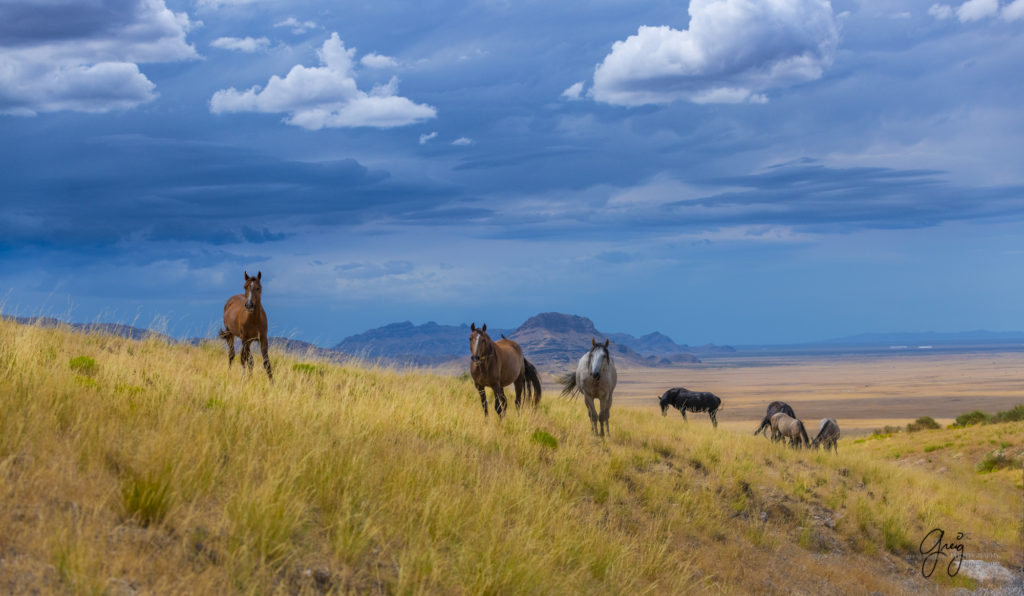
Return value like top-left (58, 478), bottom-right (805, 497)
top-left (563, 351), bottom-right (1023, 434)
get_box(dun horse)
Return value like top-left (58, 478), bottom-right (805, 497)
top-left (468, 323), bottom-right (541, 417)
top-left (754, 401), bottom-right (796, 436)
top-left (770, 412), bottom-right (809, 448)
top-left (219, 271), bottom-right (272, 380)
top-left (560, 339), bottom-right (617, 436)
top-left (811, 418), bottom-right (841, 454)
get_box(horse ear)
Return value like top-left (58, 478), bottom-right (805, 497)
top-left (244, 271), bottom-right (250, 281)
top-left (471, 323), bottom-right (476, 331)
top-left (481, 324), bottom-right (487, 332)
top-left (257, 271), bottom-right (261, 281)
top-left (592, 338), bottom-right (597, 347)
top-left (604, 338), bottom-right (610, 348)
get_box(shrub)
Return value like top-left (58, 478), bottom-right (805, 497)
top-left (869, 425), bottom-right (903, 439)
top-left (992, 404), bottom-right (1024, 423)
top-left (954, 410), bottom-right (991, 427)
top-left (68, 356), bottom-right (97, 376)
top-left (291, 363), bottom-right (321, 376)
top-left (977, 450), bottom-right (1019, 474)
top-left (530, 430), bottom-right (558, 450)
top-left (906, 416), bottom-right (940, 432)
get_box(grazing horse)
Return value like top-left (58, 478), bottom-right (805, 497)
top-left (770, 412), bottom-right (809, 448)
top-left (659, 387), bottom-right (722, 428)
top-left (469, 323), bottom-right (542, 418)
top-left (219, 271), bottom-right (272, 380)
top-left (560, 339), bottom-right (618, 436)
top-left (754, 401), bottom-right (796, 436)
top-left (811, 418), bottom-right (841, 454)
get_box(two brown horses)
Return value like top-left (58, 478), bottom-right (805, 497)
top-left (219, 271), bottom-right (272, 379)
top-left (469, 323), bottom-right (541, 417)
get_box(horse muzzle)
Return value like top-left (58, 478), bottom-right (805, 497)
top-left (592, 372), bottom-right (601, 381)
top-left (471, 355), bottom-right (481, 363)
top-left (244, 302), bottom-right (255, 312)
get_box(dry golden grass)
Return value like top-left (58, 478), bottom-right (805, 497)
top-left (0, 318), bottom-right (1020, 594)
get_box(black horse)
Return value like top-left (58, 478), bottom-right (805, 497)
top-left (659, 387), bottom-right (722, 428)
top-left (754, 401), bottom-right (796, 436)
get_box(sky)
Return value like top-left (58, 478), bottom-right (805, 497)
top-left (1, 0), bottom-right (1022, 346)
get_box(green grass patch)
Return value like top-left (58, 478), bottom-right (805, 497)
top-left (530, 429), bottom-right (558, 450)
top-left (291, 363), bottom-right (322, 375)
top-left (68, 356), bottom-right (97, 375)
top-left (121, 469), bottom-right (173, 527)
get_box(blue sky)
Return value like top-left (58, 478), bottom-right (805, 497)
top-left (1, 0), bottom-right (1022, 346)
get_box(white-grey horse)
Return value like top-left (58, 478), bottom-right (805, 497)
top-left (560, 338), bottom-right (617, 436)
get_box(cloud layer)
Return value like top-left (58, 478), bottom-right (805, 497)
top-left (0, 0), bottom-right (197, 115)
top-left (209, 33), bottom-right (436, 129)
top-left (591, 0), bottom-right (839, 105)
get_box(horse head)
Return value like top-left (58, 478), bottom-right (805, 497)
top-left (469, 323), bottom-right (492, 364)
top-left (243, 271), bottom-right (262, 313)
top-left (589, 338), bottom-right (610, 381)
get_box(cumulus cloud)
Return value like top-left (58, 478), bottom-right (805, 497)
top-left (274, 17), bottom-right (318, 35)
top-left (361, 53), bottom-right (398, 69)
top-left (209, 33), bottom-right (436, 129)
top-left (452, 137), bottom-right (474, 146)
top-left (1004, 0), bottom-right (1024, 21)
top-left (561, 81), bottom-right (585, 100)
top-left (211, 36), bottom-right (270, 53)
top-left (0, 0), bottom-right (198, 115)
top-left (419, 131), bottom-right (438, 144)
top-left (957, 0), bottom-right (999, 21)
top-left (928, 4), bottom-right (955, 19)
top-left (591, 0), bottom-right (839, 106)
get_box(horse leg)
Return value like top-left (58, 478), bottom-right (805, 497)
top-left (598, 397), bottom-right (610, 437)
top-left (494, 385), bottom-right (508, 418)
top-left (710, 410), bottom-right (718, 428)
top-left (513, 377), bottom-right (524, 411)
top-left (225, 335), bottom-right (236, 368)
top-left (240, 341), bottom-right (253, 373)
top-left (584, 396), bottom-right (599, 435)
top-left (679, 408), bottom-right (687, 423)
top-left (260, 334), bottom-right (273, 380)
top-left (475, 384), bottom-right (489, 417)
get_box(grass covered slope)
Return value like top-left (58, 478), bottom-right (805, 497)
top-left (0, 319), bottom-right (1020, 594)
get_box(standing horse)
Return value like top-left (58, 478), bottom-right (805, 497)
top-left (469, 323), bottom-right (541, 417)
top-left (560, 339), bottom-right (617, 436)
top-left (770, 412), bottom-right (809, 448)
top-left (659, 387), bottom-right (722, 428)
top-left (754, 401), bottom-right (796, 437)
top-left (219, 271), bottom-right (272, 380)
top-left (811, 418), bottom-right (840, 454)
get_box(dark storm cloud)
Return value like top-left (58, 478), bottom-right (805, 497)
top-left (0, 135), bottom-right (462, 247)
top-left (0, 0), bottom-right (139, 47)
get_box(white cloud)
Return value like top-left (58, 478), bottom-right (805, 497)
top-left (274, 17), bottom-right (318, 35)
top-left (561, 81), bottom-right (585, 100)
top-left (957, 0), bottom-right (999, 21)
top-left (452, 137), bottom-right (474, 146)
top-left (210, 36), bottom-right (270, 53)
top-left (361, 53), bottom-right (398, 69)
top-left (591, 0), bottom-right (839, 106)
top-left (928, 4), bottom-right (955, 19)
top-left (419, 131), bottom-right (438, 144)
top-left (1001, 0), bottom-right (1024, 21)
top-left (209, 33), bottom-right (436, 129)
top-left (0, 0), bottom-right (198, 116)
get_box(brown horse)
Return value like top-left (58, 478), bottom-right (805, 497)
top-left (469, 323), bottom-right (541, 417)
top-left (219, 271), bottom-right (272, 379)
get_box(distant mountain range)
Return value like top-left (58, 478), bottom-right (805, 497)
top-left (333, 312), bottom-right (733, 369)
top-left (819, 330), bottom-right (1024, 346)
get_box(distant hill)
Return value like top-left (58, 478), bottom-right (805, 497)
top-left (820, 330), bottom-right (1024, 346)
top-left (4, 316), bottom-right (172, 342)
top-left (332, 321), bottom-right (512, 366)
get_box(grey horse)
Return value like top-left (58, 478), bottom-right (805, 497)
top-left (560, 338), bottom-right (618, 436)
top-left (770, 412), bottom-right (809, 448)
top-left (811, 418), bottom-right (840, 454)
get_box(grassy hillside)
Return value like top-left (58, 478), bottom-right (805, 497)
top-left (0, 318), bottom-right (1020, 594)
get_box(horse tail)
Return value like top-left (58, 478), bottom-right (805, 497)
top-left (799, 421), bottom-right (810, 446)
top-left (523, 359), bottom-right (542, 405)
top-left (218, 328), bottom-right (232, 341)
top-left (754, 416), bottom-right (770, 436)
top-left (559, 371), bottom-right (579, 398)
